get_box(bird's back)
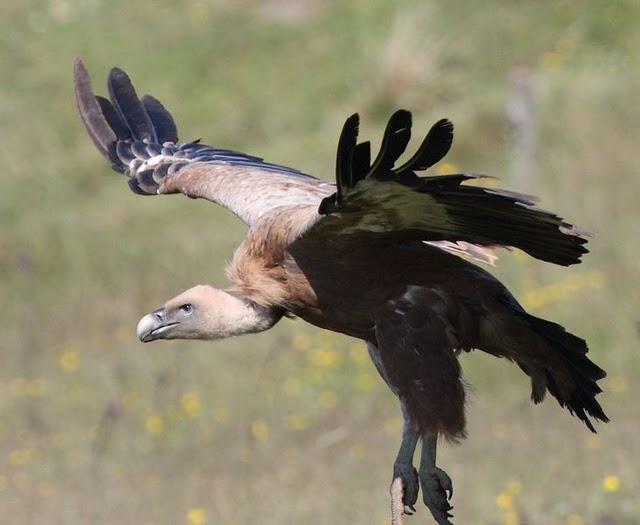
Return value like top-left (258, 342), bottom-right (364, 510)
top-left (281, 237), bottom-right (496, 342)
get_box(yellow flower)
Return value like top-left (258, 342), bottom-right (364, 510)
top-left (566, 513), bottom-right (584, 525)
top-left (145, 414), bottom-right (164, 435)
top-left (186, 507), bottom-right (207, 525)
top-left (58, 350), bottom-right (79, 373)
top-left (309, 348), bottom-right (341, 368)
top-left (602, 475), bottom-right (620, 493)
top-left (496, 491), bottom-right (514, 510)
top-left (285, 413), bottom-right (311, 431)
top-left (250, 420), bottom-right (269, 442)
top-left (9, 448), bottom-right (34, 467)
top-left (181, 393), bottom-right (201, 416)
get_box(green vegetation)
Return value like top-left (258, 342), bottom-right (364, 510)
top-left (1, 1), bottom-right (638, 523)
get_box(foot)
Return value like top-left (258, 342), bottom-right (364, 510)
top-left (420, 466), bottom-right (454, 525)
top-left (392, 462), bottom-right (419, 515)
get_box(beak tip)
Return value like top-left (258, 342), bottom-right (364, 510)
top-left (136, 314), bottom-right (156, 343)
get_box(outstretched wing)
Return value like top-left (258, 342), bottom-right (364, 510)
top-left (74, 59), bottom-right (332, 225)
top-left (306, 112), bottom-right (588, 266)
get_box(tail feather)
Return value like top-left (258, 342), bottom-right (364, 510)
top-left (525, 314), bottom-right (608, 432)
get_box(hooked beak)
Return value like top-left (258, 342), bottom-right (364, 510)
top-left (136, 309), bottom-right (179, 342)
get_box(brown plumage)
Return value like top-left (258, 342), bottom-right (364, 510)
top-left (75, 59), bottom-right (607, 525)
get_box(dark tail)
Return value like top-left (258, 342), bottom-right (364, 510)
top-left (523, 314), bottom-right (608, 432)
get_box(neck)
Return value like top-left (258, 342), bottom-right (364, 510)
top-left (208, 291), bottom-right (283, 339)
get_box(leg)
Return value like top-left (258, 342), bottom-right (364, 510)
top-left (391, 403), bottom-right (420, 516)
top-left (366, 343), bottom-right (421, 518)
top-left (419, 432), bottom-right (454, 525)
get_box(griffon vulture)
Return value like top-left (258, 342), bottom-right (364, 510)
top-left (74, 59), bottom-right (607, 525)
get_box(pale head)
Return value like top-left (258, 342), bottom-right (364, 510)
top-left (136, 284), bottom-right (281, 342)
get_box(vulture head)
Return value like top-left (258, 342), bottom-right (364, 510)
top-left (136, 285), bottom-right (281, 342)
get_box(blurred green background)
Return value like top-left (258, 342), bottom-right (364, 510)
top-left (1, 1), bottom-right (638, 524)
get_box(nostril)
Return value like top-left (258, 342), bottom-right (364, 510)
top-left (153, 309), bottom-right (164, 321)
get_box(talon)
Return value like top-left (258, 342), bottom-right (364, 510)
top-left (392, 462), bottom-right (419, 509)
top-left (434, 466), bottom-right (453, 499)
top-left (420, 466), bottom-right (455, 524)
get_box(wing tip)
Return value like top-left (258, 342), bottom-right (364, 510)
top-left (73, 57), bottom-right (118, 159)
top-left (335, 113), bottom-right (361, 194)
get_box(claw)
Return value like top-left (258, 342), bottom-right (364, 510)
top-left (434, 467), bottom-right (453, 500)
top-left (420, 466), bottom-right (455, 525)
top-left (393, 462), bottom-right (420, 511)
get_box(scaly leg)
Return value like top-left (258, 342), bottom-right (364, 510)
top-left (391, 404), bottom-right (420, 516)
top-left (419, 432), bottom-right (454, 525)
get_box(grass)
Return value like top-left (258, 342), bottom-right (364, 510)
top-left (1, 1), bottom-right (638, 523)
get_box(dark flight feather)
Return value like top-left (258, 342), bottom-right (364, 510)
top-left (335, 113), bottom-right (360, 198)
top-left (95, 96), bottom-right (130, 141)
top-left (73, 59), bottom-right (116, 159)
top-left (107, 67), bottom-right (155, 142)
top-left (142, 94), bottom-right (178, 144)
top-left (368, 110), bottom-right (412, 177)
top-left (394, 118), bottom-right (454, 174)
top-left (351, 141), bottom-right (371, 184)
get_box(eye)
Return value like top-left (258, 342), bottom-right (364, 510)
top-left (179, 304), bottom-right (193, 314)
